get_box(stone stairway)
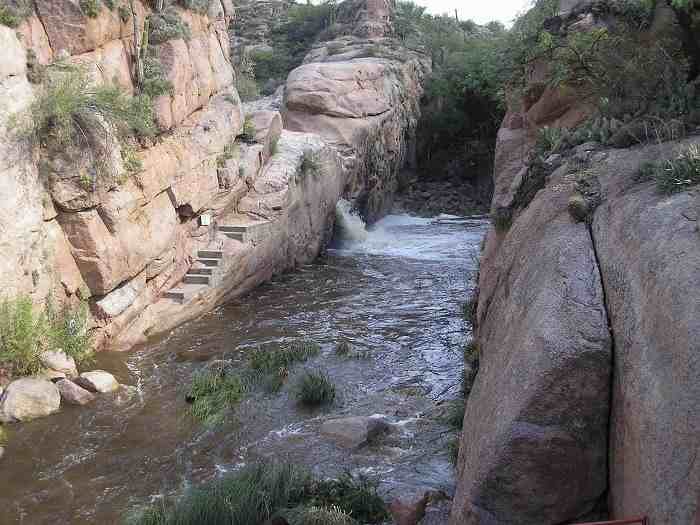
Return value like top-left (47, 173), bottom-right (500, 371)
top-left (162, 220), bottom-right (272, 304)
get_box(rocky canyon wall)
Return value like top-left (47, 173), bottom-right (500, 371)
top-left (451, 2), bottom-right (700, 525)
top-left (0, 0), bottom-right (426, 355)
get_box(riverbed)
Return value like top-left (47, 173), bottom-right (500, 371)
top-left (0, 210), bottom-right (487, 524)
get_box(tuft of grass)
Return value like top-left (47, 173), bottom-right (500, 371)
top-left (648, 145), bottom-right (700, 194)
top-left (149, 8), bottom-right (191, 44)
top-left (447, 437), bottom-right (460, 466)
top-left (239, 116), bottom-right (256, 144)
top-left (249, 341), bottom-right (321, 373)
top-left (127, 462), bottom-right (314, 525)
top-left (299, 150), bottom-right (322, 179)
top-left (186, 366), bottom-right (245, 425)
top-left (279, 505), bottom-right (358, 525)
top-left (310, 472), bottom-right (389, 524)
top-left (335, 340), bottom-right (351, 356)
top-left (270, 136), bottom-right (280, 156)
top-left (445, 399), bottom-right (465, 430)
top-left (295, 369), bottom-right (336, 407)
top-left (462, 340), bottom-right (480, 397)
top-left (117, 4), bottom-right (130, 21)
top-left (79, 0), bottom-right (101, 17)
top-left (45, 300), bottom-right (93, 366)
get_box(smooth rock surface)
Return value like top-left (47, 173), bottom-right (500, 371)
top-left (39, 350), bottom-right (78, 377)
top-left (76, 371), bottom-right (119, 393)
top-left (0, 378), bottom-right (61, 423)
top-left (56, 379), bottom-right (95, 406)
top-left (320, 415), bottom-right (391, 448)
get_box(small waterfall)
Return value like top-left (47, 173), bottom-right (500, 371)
top-left (335, 199), bottom-right (368, 243)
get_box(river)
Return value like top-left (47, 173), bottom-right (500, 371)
top-left (0, 206), bottom-right (488, 524)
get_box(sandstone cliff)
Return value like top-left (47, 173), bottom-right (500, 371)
top-left (0, 0), bottom-right (426, 355)
top-left (451, 2), bottom-right (700, 525)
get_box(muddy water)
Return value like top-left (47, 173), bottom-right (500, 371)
top-left (0, 211), bottom-right (488, 524)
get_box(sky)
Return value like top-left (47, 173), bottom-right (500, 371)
top-left (414, 0), bottom-right (533, 26)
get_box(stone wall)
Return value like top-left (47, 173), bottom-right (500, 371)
top-left (450, 2), bottom-right (700, 524)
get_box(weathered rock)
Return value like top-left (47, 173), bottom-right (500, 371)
top-left (56, 379), bottom-right (95, 406)
top-left (320, 415), bottom-right (391, 448)
top-left (390, 494), bottom-right (429, 525)
top-left (0, 378), bottom-right (61, 423)
top-left (76, 371), bottom-right (119, 393)
top-left (450, 167), bottom-right (612, 525)
top-left (39, 350), bottom-right (78, 378)
top-left (247, 110), bottom-right (283, 159)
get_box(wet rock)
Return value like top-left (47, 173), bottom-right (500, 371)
top-left (39, 350), bottom-right (78, 377)
top-left (0, 378), bottom-right (61, 423)
top-left (56, 379), bottom-right (95, 406)
top-left (320, 415), bottom-right (391, 449)
top-left (76, 371), bottom-right (119, 393)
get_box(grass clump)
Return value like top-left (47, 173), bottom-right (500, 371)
top-left (249, 341), bottom-right (321, 373)
top-left (640, 145), bottom-right (700, 194)
top-left (462, 340), bottom-right (480, 397)
top-left (279, 505), bottom-right (357, 525)
top-left (0, 0), bottom-right (31, 27)
top-left (149, 7), bottom-right (191, 44)
top-left (335, 340), bottom-right (351, 356)
top-left (310, 472), bottom-right (389, 523)
top-left (186, 365), bottom-right (245, 425)
top-left (127, 462), bottom-right (314, 525)
top-left (141, 55), bottom-right (173, 99)
top-left (79, 0), bottom-right (101, 17)
top-left (239, 115), bottom-right (256, 144)
top-left (295, 370), bottom-right (336, 407)
top-left (298, 150), bottom-right (322, 180)
top-left (0, 296), bottom-right (93, 377)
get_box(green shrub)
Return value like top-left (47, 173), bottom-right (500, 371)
top-left (149, 8), bottom-right (191, 44)
top-left (492, 206), bottom-right (513, 233)
top-left (235, 75), bottom-right (259, 102)
top-left (310, 472), bottom-right (389, 524)
top-left (0, 0), bottom-right (31, 27)
top-left (79, 0), bottom-right (101, 17)
top-left (186, 366), bottom-right (245, 425)
top-left (445, 399), bottom-right (465, 429)
top-left (642, 145), bottom-right (700, 194)
top-left (462, 340), bottom-right (480, 397)
top-left (270, 136), bottom-right (280, 156)
top-left (567, 194), bottom-right (590, 223)
top-left (46, 300), bottom-right (93, 366)
top-left (239, 115), bottom-right (256, 143)
top-left (279, 505), bottom-right (358, 525)
top-left (117, 4), bottom-right (130, 21)
top-left (141, 55), bottom-right (173, 99)
top-left (335, 340), bottom-right (351, 356)
top-left (0, 296), bottom-right (45, 376)
top-left (295, 370), bottom-right (336, 407)
top-left (127, 462), bottom-right (314, 525)
top-left (249, 341), bottom-right (320, 372)
top-left (299, 150), bottom-right (322, 179)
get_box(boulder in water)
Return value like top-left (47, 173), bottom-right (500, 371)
top-left (76, 371), bottom-right (119, 393)
top-left (39, 350), bottom-right (78, 377)
top-left (56, 379), bottom-right (95, 406)
top-left (0, 378), bottom-right (61, 422)
top-left (320, 415), bottom-right (391, 449)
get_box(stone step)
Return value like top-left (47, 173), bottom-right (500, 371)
top-left (183, 274), bottom-right (210, 285)
top-left (198, 250), bottom-right (223, 259)
top-left (163, 290), bottom-right (186, 304)
top-left (163, 283), bottom-right (208, 304)
top-left (198, 258), bottom-right (221, 267)
top-left (219, 222), bottom-right (272, 243)
top-left (224, 232), bottom-right (245, 242)
top-left (187, 267), bottom-right (214, 276)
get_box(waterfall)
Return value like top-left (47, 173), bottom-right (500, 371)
top-left (335, 199), bottom-right (368, 244)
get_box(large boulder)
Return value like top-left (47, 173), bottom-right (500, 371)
top-left (0, 378), bottom-right (61, 422)
top-left (76, 371), bottom-right (119, 393)
top-left (56, 379), bottom-right (95, 406)
top-left (450, 167), bottom-right (612, 525)
top-left (320, 415), bottom-right (391, 449)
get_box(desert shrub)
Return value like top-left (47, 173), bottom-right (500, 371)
top-left (310, 472), bottom-right (389, 524)
top-left (0, 0), bottom-right (31, 27)
top-left (299, 150), bottom-right (322, 179)
top-left (117, 4), bottom-right (130, 21)
top-left (249, 48), bottom-right (293, 91)
top-left (640, 144), bottom-right (700, 194)
top-left (80, 0), bottom-right (101, 17)
top-left (186, 365), bottom-right (245, 425)
top-left (235, 49), bottom-right (260, 101)
top-left (239, 115), bottom-right (256, 143)
top-left (141, 54), bottom-right (173, 99)
top-left (295, 370), bottom-right (336, 407)
top-left (127, 462), bottom-right (314, 525)
top-left (568, 194), bottom-right (589, 222)
top-left (279, 505), bottom-right (357, 525)
top-left (149, 7), bottom-right (191, 44)
top-left (492, 206), bottom-right (513, 233)
top-left (0, 296), bottom-right (46, 376)
top-left (270, 136), bottom-right (280, 156)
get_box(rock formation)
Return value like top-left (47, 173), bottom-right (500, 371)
top-left (450, 3), bottom-right (700, 525)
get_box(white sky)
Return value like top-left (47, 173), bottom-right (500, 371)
top-left (415, 0), bottom-right (533, 25)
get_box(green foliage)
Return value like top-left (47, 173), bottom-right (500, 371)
top-left (249, 341), bottom-right (321, 373)
top-left (0, 296), bottom-right (93, 377)
top-left (0, 0), bottom-right (31, 27)
top-left (335, 340), bottom-right (351, 356)
top-left (0, 426), bottom-right (7, 445)
top-left (178, 0), bottom-right (209, 14)
top-left (186, 365), bottom-right (245, 425)
top-left (279, 505), bottom-right (357, 525)
top-left (295, 370), bottom-right (336, 407)
top-left (239, 115), bottom-right (256, 143)
top-left (249, 48), bottom-right (292, 95)
top-left (118, 4), bottom-right (130, 22)
top-left (79, 0), bottom-right (101, 17)
top-left (492, 206), bottom-right (513, 233)
top-left (127, 462), bottom-right (314, 525)
top-left (640, 144), bottom-right (700, 194)
top-left (445, 399), bottom-right (465, 429)
top-left (141, 55), bottom-right (173, 99)
top-left (270, 136), bottom-right (280, 156)
top-left (310, 472), bottom-right (389, 524)
top-left (447, 437), bottom-right (460, 465)
top-left (149, 7), bottom-right (191, 44)
top-left (299, 150), bottom-right (322, 179)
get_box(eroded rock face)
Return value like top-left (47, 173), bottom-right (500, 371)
top-left (0, 378), bottom-right (61, 423)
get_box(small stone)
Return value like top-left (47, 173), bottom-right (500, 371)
top-left (0, 378), bottom-right (61, 423)
top-left (75, 371), bottom-right (120, 393)
top-left (56, 379), bottom-right (95, 406)
top-left (39, 350), bottom-right (78, 377)
top-left (320, 415), bottom-right (391, 449)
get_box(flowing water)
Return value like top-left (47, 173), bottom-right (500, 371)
top-left (0, 204), bottom-right (488, 524)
